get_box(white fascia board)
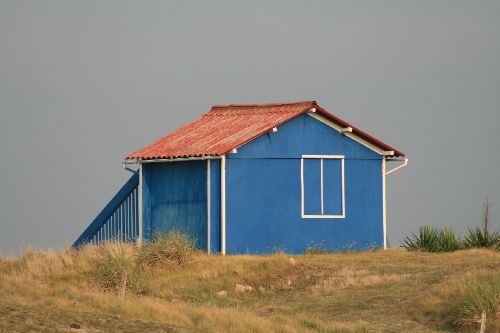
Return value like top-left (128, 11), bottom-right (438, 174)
top-left (307, 112), bottom-right (389, 156)
top-left (123, 156), bottom-right (222, 164)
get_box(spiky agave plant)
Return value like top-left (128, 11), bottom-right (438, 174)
top-left (401, 225), bottom-right (441, 252)
top-left (461, 227), bottom-right (500, 249)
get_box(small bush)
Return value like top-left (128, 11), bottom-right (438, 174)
top-left (137, 231), bottom-right (198, 269)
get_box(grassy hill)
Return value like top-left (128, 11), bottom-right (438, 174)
top-left (0, 242), bottom-right (499, 332)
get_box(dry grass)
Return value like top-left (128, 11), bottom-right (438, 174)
top-left (309, 268), bottom-right (412, 295)
top-left (0, 244), bottom-right (499, 332)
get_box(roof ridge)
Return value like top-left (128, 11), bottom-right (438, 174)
top-left (204, 110), bottom-right (303, 117)
top-left (211, 100), bottom-right (316, 109)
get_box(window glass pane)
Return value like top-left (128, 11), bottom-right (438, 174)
top-left (323, 158), bottom-right (343, 215)
top-left (303, 158), bottom-right (321, 215)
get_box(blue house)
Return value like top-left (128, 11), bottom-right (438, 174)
top-left (74, 101), bottom-right (407, 254)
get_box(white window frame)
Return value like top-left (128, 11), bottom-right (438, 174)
top-left (301, 155), bottom-right (345, 219)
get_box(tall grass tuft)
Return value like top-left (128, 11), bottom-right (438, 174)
top-left (436, 227), bottom-right (461, 252)
top-left (461, 198), bottom-right (500, 249)
top-left (137, 231), bottom-right (198, 269)
top-left (94, 244), bottom-right (144, 293)
top-left (453, 274), bottom-right (500, 329)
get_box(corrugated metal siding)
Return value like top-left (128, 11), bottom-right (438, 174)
top-left (126, 101), bottom-right (404, 161)
top-left (89, 187), bottom-right (139, 244)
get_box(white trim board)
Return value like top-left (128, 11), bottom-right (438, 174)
top-left (301, 155), bottom-right (346, 219)
top-left (221, 155), bottom-right (227, 255)
top-left (124, 156), bottom-right (222, 164)
top-left (382, 158), bottom-right (387, 249)
top-left (207, 160), bottom-right (211, 254)
top-left (137, 164), bottom-right (143, 247)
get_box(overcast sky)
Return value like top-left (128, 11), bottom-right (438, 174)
top-left (1, 1), bottom-right (499, 254)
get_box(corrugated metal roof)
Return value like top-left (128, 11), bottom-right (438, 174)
top-left (126, 101), bottom-right (404, 160)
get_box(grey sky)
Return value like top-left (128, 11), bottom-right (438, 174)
top-left (1, 1), bottom-right (499, 253)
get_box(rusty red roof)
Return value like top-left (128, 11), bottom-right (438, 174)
top-left (126, 101), bottom-right (404, 160)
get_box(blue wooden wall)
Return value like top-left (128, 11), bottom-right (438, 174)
top-left (225, 114), bottom-right (383, 254)
top-left (142, 161), bottom-right (208, 249)
top-left (139, 114), bottom-right (384, 254)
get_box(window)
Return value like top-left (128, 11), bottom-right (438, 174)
top-left (301, 155), bottom-right (345, 218)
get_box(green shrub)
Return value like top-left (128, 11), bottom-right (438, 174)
top-left (453, 275), bottom-right (500, 329)
top-left (94, 245), bottom-right (144, 293)
top-left (185, 285), bottom-right (214, 303)
top-left (461, 226), bottom-right (500, 250)
top-left (137, 231), bottom-right (198, 269)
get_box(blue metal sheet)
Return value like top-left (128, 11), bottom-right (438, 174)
top-left (303, 158), bottom-right (322, 215)
top-left (230, 114), bottom-right (380, 160)
top-left (209, 159), bottom-right (221, 253)
top-left (225, 114), bottom-right (383, 254)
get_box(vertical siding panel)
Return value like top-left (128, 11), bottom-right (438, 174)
top-left (122, 202), bottom-right (126, 242)
top-left (121, 204), bottom-right (124, 242)
top-left (132, 188), bottom-right (136, 239)
top-left (127, 196), bottom-right (130, 240)
top-left (112, 212), bottom-right (116, 242)
top-left (127, 194), bottom-right (132, 242)
top-left (123, 199), bottom-right (126, 241)
top-left (131, 190), bottom-right (135, 239)
top-left (127, 194), bottom-right (131, 242)
top-left (74, 176), bottom-right (140, 247)
top-left (118, 206), bottom-right (121, 242)
top-left (118, 205), bottom-right (121, 242)
top-left (135, 187), bottom-right (138, 238)
top-left (134, 188), bottom-right (138, 238)
top-left (102, 221), bottom-right (105, 243)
